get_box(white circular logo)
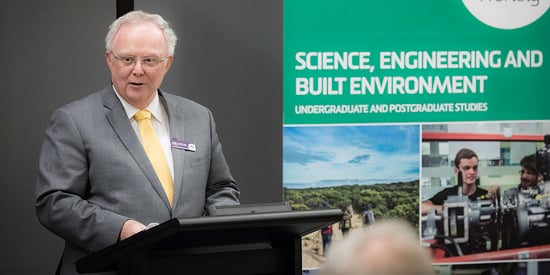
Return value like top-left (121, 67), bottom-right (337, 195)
top-left (462, 0), bottom-right (549, 29)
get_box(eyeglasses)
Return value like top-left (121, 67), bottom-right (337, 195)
top-left (110, 51), bottom-right (168, 68)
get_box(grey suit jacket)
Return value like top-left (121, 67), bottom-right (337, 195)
top-left (35, 86), bottom-right (240, 274)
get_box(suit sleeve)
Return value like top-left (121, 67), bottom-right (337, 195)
top-left (35, 108), bottom-right (128, 252)
top-left (204, 109), bottom-right (240, 211)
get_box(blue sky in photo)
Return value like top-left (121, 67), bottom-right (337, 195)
top-left (283, 125), bottom-right (420, 189)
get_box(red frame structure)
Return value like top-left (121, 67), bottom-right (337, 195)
top-left (422, 132), bottom-right (544, 142)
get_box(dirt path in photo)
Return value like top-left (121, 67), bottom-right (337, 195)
top-left (302, 215), bottom-right (364, 269)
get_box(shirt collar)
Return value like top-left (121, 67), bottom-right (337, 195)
top-left (112, 85), bottom-right (166, 124)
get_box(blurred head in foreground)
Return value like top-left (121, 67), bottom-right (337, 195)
top-left (320, 219), bottom-right (434, 275)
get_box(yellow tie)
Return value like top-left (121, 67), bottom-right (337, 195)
top-left (134, 109), bottom-right (174, 206)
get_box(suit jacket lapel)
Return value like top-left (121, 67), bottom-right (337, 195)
top-left (160, 92), bottom-right (185, 208)
top-left (102, 87), bottom-right (173, 211)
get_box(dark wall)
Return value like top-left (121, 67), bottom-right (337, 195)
top-left (136, 0), bottom-right (283, 204)
top-left (0, 0), bottom-right (281, 273)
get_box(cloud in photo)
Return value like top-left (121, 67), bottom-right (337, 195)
top-left (283, 125), bottom-right (420, 188)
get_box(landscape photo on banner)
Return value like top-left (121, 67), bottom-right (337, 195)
top-left (283, 124), bottom-right (420, 269)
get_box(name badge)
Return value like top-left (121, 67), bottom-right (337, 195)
top-left (171, 138), bottom-right (196, 152)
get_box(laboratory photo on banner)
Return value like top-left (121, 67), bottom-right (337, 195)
top-left (282, 124), bottom-right (420, 269)
top-left (420, 121), bottom-right (550, 265)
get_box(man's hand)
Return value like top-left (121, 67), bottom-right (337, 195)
top-left (119, 219), bottom-right (146, 241)
top-left (421, 200), bottom-right (443, 215)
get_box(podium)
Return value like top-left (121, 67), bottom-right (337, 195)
top-left (75, 207), bottom-right (342, 275)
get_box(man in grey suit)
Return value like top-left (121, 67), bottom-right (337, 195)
top-left (35, 10), bottom-right (240, 275)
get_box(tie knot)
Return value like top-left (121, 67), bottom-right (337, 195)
top-left (134, 109), bottom-right (151, 121)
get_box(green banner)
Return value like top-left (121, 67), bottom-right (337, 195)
top-left (284, 1), bottom-right (549, 124)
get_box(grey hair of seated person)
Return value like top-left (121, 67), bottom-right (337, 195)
top-left (319, 219), bottom-right (434, 275)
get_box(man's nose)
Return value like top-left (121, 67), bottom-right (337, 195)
top-left (132, 61), bottom-right (145, 74)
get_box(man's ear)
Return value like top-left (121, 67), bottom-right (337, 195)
top-left (105, 52), bottom-right (114, 69)
top-left (163, 56), bottom-right (174, 72)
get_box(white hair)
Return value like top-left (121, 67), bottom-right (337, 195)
top-left (320, 219), bottom-right (434, 275)
top-left (105, 10), bottom-right (178, 56)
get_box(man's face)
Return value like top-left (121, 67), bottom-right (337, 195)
top-left (106, 22), bottom-right (173, 109)
top-left (519, 166), bottom-right (539, 189)
top-left (455, 157), bottom-right (478, 186)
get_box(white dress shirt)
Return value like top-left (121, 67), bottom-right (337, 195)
top-left (113, 87), bottom-right (175, 180)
